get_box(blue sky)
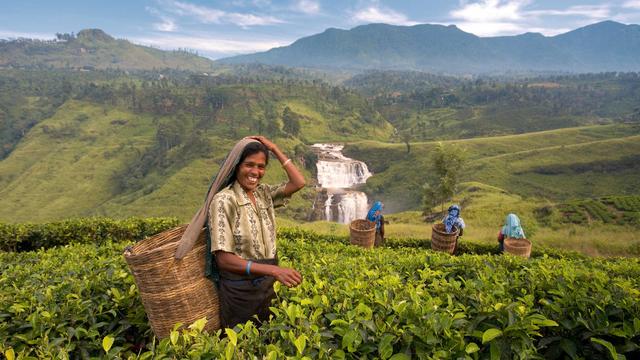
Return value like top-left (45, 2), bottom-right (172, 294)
top-left (2, 1), bottom-right (640, 59)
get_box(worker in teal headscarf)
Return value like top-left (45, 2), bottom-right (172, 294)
top-left (366, 201), bottom-right (385, 247)
top-left (497, 213), bottom-right (526, 252)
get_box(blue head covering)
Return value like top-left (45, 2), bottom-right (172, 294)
top-left (366, 201), bottom-right (383, 230)
top-left (502, 213), bottom-right (526, 239)
top-left (443, 204), bottom-right (463, 233)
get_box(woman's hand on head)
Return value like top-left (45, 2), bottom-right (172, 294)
top-left (247, 136), bottom-right (277, 152)
top-left (272, 266), bottom-right (302, 288)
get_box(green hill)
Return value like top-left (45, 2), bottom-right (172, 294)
top-left (0, 29), bottom-right (216, 71)
top-left (0, 68), bottom-right (639, 231)
top-left (346, 124), bottom-right (640, 213)
top-left (0, 76), bottom-right (394, 222)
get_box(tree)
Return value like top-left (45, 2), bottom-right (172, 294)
top-left (422, 142), bottom-right (466, 216)
top-left (392, 128), bottom-right (414, 154)
top-left (282, 106), bottom-right (300, 136)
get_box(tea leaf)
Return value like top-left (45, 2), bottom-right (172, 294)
top-left (102, 335), bottom-right (114, 353)
top-left (482, 328), bottom-right (503, 344)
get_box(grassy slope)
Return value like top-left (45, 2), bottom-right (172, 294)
top-left (0, 101), bottom-right (156, 221)
top-left (284, 182), bottom-right (640, 257)
top-left (0, 99), bottom-right (324, 222)
top-left (285, 100), bottom-right (393, 142)
top-left (346, 123), bottom-right (640, 212)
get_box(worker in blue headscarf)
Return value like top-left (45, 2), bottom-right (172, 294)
top-left (443, 204), bottom-right (466, 235)
top-left (442, 204), bottom-right (465, 251)
top-left (366, 201), bottom-right (385, 247)
top-left (497, 213), bottom-right (526, 252)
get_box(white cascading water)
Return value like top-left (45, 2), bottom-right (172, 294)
top-left (312, 144), bottom-right (372, 224)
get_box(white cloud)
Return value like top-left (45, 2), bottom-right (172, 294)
top-left (449, 1), bottom-right (615, 37)
top-left (623, 1), bottom-right (640, 9)
top-left (146, 6), bottom-right (178, 32)
top-left (131, 33), bottom-right (290, 57)
top-left (153, 17), bottom-right (177, 32)
top-left (292, 0), bottom-right (320, 15)
top-left (451, 0), bottom-right (529, 22)
top-left (352, 5), bottom-right (419, 25)
top-left (165, 0), bottom-right (283, 28)
top-left (0, 30), bottom-right (55, 40)
top-left (455, 21), bottom-right (524, 36)
top-left (528, 5), bottom-right (611, 20)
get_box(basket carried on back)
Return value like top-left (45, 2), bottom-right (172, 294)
top-left (350, 219), bottom-right (376, 249)
top-left (124, 225), bottom-right (220, 338)
top-left (431, 223), bottom-right (459, 254)
top-left (504, 237), bottom-right (532, 258)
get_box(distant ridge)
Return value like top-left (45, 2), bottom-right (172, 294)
top-left (0, 28), bottom-right (216, 71)
top-left (218, 21), bottom-right (640, 74)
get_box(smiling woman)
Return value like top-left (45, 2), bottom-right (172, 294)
top-left (206, 135), bottom-right (306, 328)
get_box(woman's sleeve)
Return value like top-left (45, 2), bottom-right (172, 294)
top-left (208, 193), bottom-right (235, 253)
top-left (266, 182), bottom-right (292, 208)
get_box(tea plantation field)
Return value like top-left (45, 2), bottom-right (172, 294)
top-left (1, 219), bottom-right (639, 359)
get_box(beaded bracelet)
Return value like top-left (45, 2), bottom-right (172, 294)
top-left (245, 260), bottom-right (253, 275)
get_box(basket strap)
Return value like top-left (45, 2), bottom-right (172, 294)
top-left (175, 206), bottom-right (206, 259)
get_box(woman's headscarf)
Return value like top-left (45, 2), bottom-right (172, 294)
top-left (443, 204), bottom-right (461, 233)
top-left (366, 201), bottom-right (383, 230)
top-left (175, 138), bottom-right (259, 259)
top-left (501, 213), bottom-right (526, 239)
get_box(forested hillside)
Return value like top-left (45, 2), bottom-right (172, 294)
top-left (0, 29), bottom-right (216, 71)
top-left (1, 67), bottom-right (639, 222)
top-left (0, 68), bottom-right (391, 222)
top-left (346, 71), bottom-right (640, 140)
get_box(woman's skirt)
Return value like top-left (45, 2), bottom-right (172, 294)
top-left (218, 258), bottom-right (278, 328)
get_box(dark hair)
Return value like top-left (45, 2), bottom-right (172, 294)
top-left (239, 142), bottom-right (269, 165)
top-left (230, 142), bottom-right (269, 182)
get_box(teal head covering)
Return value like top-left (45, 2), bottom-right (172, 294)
top-left (501, 213), bottom-right (526, 239)
top-left (366, 201), bottom-right (383, 230)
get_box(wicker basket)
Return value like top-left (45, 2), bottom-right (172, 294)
top-left (431, 223), bottom-right (459, 254)
top-left (124, 225), bottom-right (220, 338)
top-left (349, 219), bottom-right (376, 249)
top-left (504, 237), bottom-right (532, 258)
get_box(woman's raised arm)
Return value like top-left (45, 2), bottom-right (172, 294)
top-left (248, 135), bottom-right (305, 196)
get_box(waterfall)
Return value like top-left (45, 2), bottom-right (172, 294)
top-left (312, 144), bottom-right (372, 224)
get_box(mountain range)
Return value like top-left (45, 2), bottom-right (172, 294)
top-left (2, 21), bottom-right (639, 74)
top-left (219, 20), bottom-right (640, 74)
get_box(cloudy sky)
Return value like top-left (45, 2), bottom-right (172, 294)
top-left (2, 0), bottom-right (640, 59)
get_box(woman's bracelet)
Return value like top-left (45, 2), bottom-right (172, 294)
top-left (246, 260), bottom-right (253, 275)
top-left (282, 158), bottom-right (292, 168)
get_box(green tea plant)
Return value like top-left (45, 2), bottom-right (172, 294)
top-left (1, 226), bottom-right (639, 359)
top-left (0, 217), bottom-right (179, 252)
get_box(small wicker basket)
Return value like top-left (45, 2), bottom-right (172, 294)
top-left (124, 225), bottom-right (220, 338)
top-left (431, 223), bottom-right (459, 254)
top-left (504, 237), bottom-right (532, 258)
top-left (349, 219), bottom-right (376, 249)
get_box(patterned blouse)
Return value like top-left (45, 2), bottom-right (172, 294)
top-left (208, 180), bottom-right (290, 260)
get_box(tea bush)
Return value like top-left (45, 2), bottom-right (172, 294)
top-left (1, 224), bottom-right (639, 359)
top-left (0, 217), bottom-right (179, 252)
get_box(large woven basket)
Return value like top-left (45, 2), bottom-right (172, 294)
top-left (504, 237), bottom-right (532, 258)
top-left (431, 223), bottom-right (459, 254)
top-left (349, 219), bottom-right (376, 249)
top-left (124, 225), bottom-right (220, 338)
